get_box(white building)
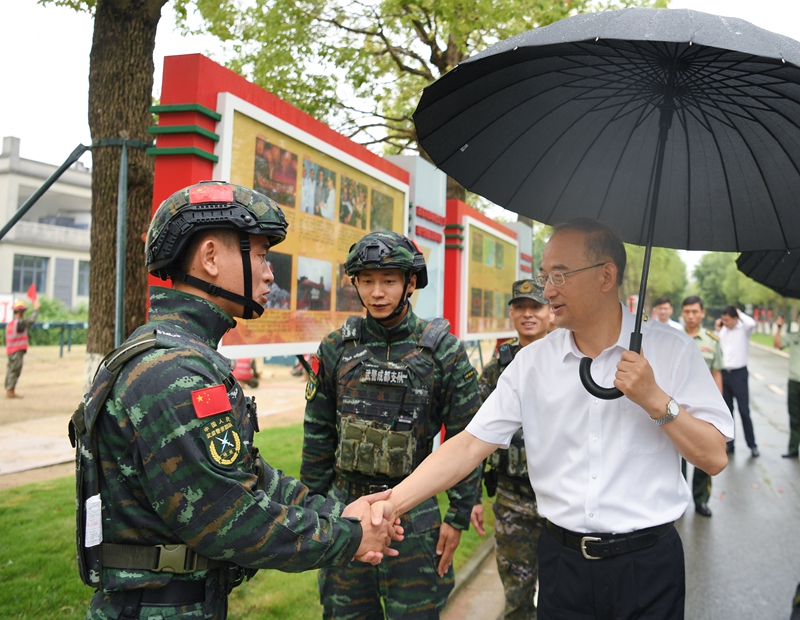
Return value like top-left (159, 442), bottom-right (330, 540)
top-left (0, 136), bottom-right (91, 311)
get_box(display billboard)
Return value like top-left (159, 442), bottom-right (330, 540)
top-left (213, 94), bottom-right (408, 357)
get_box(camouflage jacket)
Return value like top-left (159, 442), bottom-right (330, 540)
top-left (477, 339), bottom-right (521, 403)
top-left (301, 310), bottom-right (481, 530)
top-left (92, 287), bottom-right (361, 591)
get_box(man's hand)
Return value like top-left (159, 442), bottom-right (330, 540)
top-left (435, 522), bottom-right (462, 577)
top-left (614, 349), bottom-right (666, 414)
top-left (776, 315), bottom-right (786, 328)
top-left (470, 503), bottom-right (486, 537)
top-left (343, 490), bottom-right (404, 565)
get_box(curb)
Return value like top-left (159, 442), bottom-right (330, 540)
top-left (750, 339), bottom-right (789, 358)
top-left (449, 534), bottom-right (496, 601)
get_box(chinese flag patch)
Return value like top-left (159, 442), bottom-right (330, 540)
top-left (192, 384), bottom-right (232, 418)
top-left (189, 184), bottom-right (234, 204)
top-left (309, 354), bottom-right (320, 376)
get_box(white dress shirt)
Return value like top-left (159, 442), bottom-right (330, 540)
top-left (666, 318), bottom-right (683, 330)
top-left (466, 304), bottom-right (733, 534)
top-left (717, 311), bottom-right (756, 370)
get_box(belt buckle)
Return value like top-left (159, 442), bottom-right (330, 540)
top-left (369, 484), bottom-right (390, 494)
top-left (580, 536), bottom-right (602, 560)
top-left (155, 544), bottom-right (195, 573)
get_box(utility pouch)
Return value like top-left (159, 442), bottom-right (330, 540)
top-left (251, 447), bottom-right (267, 493)
top-left (336, 416), bottom-right (415, 478)
top-left (484, 468), bottom-right (498, 497)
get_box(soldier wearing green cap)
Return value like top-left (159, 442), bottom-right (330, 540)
top-left (301, 230), bottom-right (482, 619)
top-left (470, 279), bottom-right (552, 620)
top-left (72, 182), bottom-right (401, 620)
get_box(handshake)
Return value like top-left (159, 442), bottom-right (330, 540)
top-left (341, 490), bottom-right (403, 565)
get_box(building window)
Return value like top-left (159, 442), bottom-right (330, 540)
top-left (77, 260), bottom-right (90, 296)
top-left (12, 255), bottom-right (48, 294)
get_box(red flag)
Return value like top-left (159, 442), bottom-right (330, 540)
top-left (27, 283), bottom-right (37, 302)
top-left (191, 384), bottom-right (231, 418)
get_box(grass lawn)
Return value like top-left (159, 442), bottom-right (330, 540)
top-left (750, 332), bottom-right (778, 349)
top-left (0, 423), bottom-right (494, 619)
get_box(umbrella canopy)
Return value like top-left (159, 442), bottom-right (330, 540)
top-left (415, 7), bottom-right (800, 253)
top-left (737, 250), bottom-right (800, 299)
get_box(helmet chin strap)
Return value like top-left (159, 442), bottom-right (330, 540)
top-left (166, 234), bottom-right (264, 319)
top-left (352, 271), bottom-right (411, 324)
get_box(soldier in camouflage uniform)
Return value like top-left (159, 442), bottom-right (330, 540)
top-left (302, 231), bottom-right (481, 619)
top-left (72, 182), bottom-right (401, 620)
top-left (5, 299), bottom-right (39, 398)
top-left (680, 295), bottom-right (724, 517)
top-left (470, 280), bottom-right (552, 620)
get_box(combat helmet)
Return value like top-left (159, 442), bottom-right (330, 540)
top-left (146, 181), bottom-right (288, 319)
top-left (344, 231), bottom-right (427, 322)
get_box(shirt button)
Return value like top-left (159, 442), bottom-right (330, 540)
top-left (592, 474), bottom-right (597, 479)
top-left (593, 399), bottom-right (598, 405)
top-left (589, 513), bottom-right (594, 518)
top-left (593, 437), bottom-right (598, 443)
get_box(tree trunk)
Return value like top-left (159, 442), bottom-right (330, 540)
top-left (86, 0), bottom-right (166, 367)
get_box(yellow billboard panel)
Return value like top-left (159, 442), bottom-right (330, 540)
top-left (466, 222), bottom-right (516, 335)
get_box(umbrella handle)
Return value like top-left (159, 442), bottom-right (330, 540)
top-left (579, 357), bottom-right (624, 400)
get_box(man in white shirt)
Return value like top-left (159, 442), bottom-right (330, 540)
top-left (715, 305), bottom-right (758, 457)
top-left (369, 218), bottom-right (732, 620)
top-left (652, 295), bottom-right (683, 330)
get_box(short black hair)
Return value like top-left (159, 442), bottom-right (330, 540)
top-left (178, 228), bottom-right (241, 273)
top-left (653, 295), bottom-right (672, 307)
top-left (681, 295), bottom-right (704, 310)
top-left (721, 305), bottom-right (738, 318)
top-left (552, 218), bottom-right (626, 285)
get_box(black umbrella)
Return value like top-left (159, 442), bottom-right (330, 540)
top-left (737, 250), bottom-right (800, 299)
top-left (414, 7), bottom-right (800, 399)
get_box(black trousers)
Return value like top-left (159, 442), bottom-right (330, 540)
top-left (722, 366), bottom-right (757, 449)
top-left (537, 524), bottom-right (685, 620)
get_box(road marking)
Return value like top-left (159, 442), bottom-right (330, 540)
top-left (752, 372), bottom-right (765, 381)
top-left (768, 384), bottom-right (786, 395)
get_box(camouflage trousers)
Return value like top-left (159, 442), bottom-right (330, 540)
top-left (5, 350), bottom-right (25, 390)
top-left (493, 499), bottom-right (544, 620)
top-left (681, 459), bottom-right (711, 505)
top-left (318, 489), bottom-right (454, 619)
top-left (85, 578), bottom-right (227, 620)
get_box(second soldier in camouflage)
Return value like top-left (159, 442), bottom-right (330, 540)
top-left (302, 231), bottom-right (481, 619)
top-left (472, 279), bottom-right (553, 620)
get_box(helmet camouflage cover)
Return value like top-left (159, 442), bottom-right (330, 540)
top-left (146, 181), bottom-right (288, 279)
top-left (345, 231), bottom-right (428, 289)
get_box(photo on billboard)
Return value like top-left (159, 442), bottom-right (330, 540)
top-left (370, 189), bottom-right (394, 232)
top-left (340, 176), bottom-right (367, 229)
top-left (465, 220), bottom-right (517, 337)
top-left (253, 137), bottom-right (298, 208)
top-left (301, 159), bottom-right (337, 220)
top-left (297, 256), bottom-right (332, 311)
top-left (265, 251), bottom-right (292, 310)
top-left (336, 263), bottom-right (363, 312)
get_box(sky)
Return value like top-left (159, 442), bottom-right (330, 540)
top-left (3, 0), bottom-right (800, 274)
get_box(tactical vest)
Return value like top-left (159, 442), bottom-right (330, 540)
top-left (5, 319), bottom-right (28, 354)
top-left (335, 315), bottom-right (449, 480)
top-left (488, 341), bottom-right (529, 479)
top-left (69, 330), bottom-right (246, 589)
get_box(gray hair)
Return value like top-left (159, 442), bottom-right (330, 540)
top-left (551, 218), bottom-right (626, 286)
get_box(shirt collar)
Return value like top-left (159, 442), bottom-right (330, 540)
top-left (148, 286), bottom-right (236, 348)
top-left (363, 306), bottom-right (419, 343)
top-left (562, 302), bottom-right (633, 360)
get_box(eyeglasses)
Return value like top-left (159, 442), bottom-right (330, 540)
top-left (534, 262), bottom-right (606, 287)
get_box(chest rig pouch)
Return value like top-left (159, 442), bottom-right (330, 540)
top-left (490, 428), bottom-right (528, 478)
top-left (335, 316), bottom-right (449, 479)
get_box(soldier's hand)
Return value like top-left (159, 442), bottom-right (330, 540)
top-left (345, 491), bottom-right (404, 565)
top-left (470, 503), bottom-right (486, 537)
top-left (435, 522), bottom-right (462, 577)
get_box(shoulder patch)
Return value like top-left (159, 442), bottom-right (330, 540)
top-left (202, 413), bottom-right (241, 468)
top-left (191, 384), bottom-right (232, 418)
top-left (706, 330), bottom-right (719, 341)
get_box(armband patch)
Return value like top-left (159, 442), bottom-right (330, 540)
top-left (192, 384), bottom-right (232, 418)
top-left (202, 413), bottom-right (241, 468)
top-left (305, 355), bottom-right (320, 400)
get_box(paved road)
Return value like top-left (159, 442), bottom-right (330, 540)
top-left (446, 343), bottom-right (800, 619)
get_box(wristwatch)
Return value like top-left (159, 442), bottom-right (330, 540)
top-left (651, 398), bottom-right (680, 426)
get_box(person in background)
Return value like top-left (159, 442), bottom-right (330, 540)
top-left (5, 298), bottom-right (40, 399)
top-left (302, 231), bottom-right (481, 619)
top-left (232, 358), bottom-right (261, 388)
top-left (773, 315), bottom-right (800, 458)
top-left (716, 305), bottom-right (759, 457)
top-left (652, 295), bottom-right (682, 330)
top-left (471, 279), bottom-right (553, 620)
top-left (680, 296), bottom-right (724, 517)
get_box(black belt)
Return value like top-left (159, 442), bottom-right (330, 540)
top-left (139, 579), bottom-right (207, 606)
top-left (333, 476), bottom-right (395, 499)
top-left (546, 520), bottom-right (674, 560)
